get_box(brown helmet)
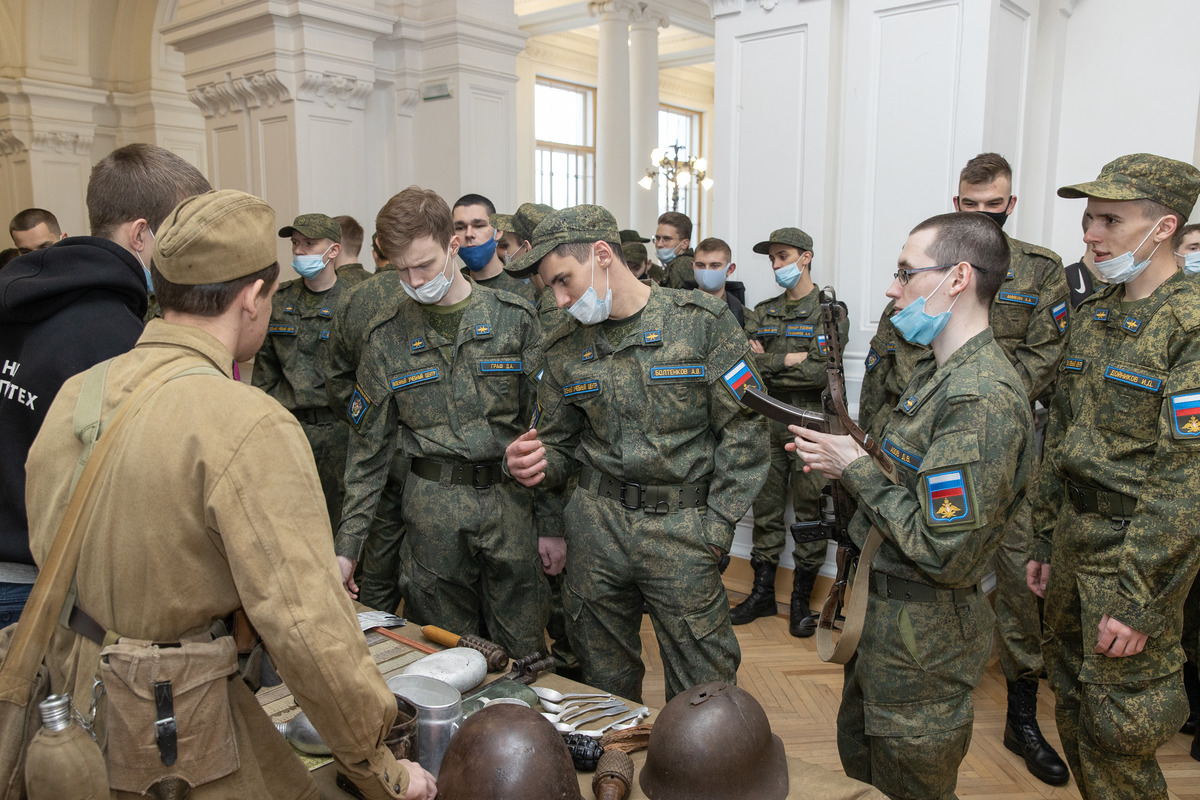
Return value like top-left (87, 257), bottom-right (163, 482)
top-left (436, 702), bottom-right (584, 800)
top-left (639, 682), bottom-right (788, 800)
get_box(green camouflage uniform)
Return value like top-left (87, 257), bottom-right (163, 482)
top-left (841, 330), bottom-right (1033, 800)
top-left (743, 287), bottom-right (846, 572)
top-left (661, 249), bottom-right (695, 289)
top-left (535, 285), bottom-right (769, 702)
top-left (326, 266), bottom-right (411, 613)
top-left (1032, 274), bottom-right (1200, 799)
top-left (336, 284), bottom-right (550, 655)
top-left (472, 267), bottom-right (537, 304)
top-left (253, 276), bottom-right (353, 530)
top-left (336, 262), bottom-right (370, 286)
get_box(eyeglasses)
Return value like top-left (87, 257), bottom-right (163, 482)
top-left (652, 235), bottom-right (678, 245)
top-left (892, 263), bottom-right (987, 286)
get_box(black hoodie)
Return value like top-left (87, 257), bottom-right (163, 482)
top-left (0, 237), bottom-right (147, 566)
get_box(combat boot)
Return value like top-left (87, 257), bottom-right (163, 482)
top-left (789, 568), bottom-right (819, 638)
top-left (1003, 679), bottom-right (1069, 786)
top-left (729, 556), bottom-right (777, 625)
top-left (1181, 661), bottom-right (1199, 735)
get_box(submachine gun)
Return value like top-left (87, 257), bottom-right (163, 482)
top-left (740, 287), bottom-right (898, 663)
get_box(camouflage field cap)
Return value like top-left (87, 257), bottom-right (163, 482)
top-left (511, 203), bottom-right (555, 244)
top-left (490, 212), bottom-right (515, 234)
top-left (154, 190), bottom-right (276, 285)
top-left (278, 213), bottom-right (341, 243)
top-left (1058, 153), bottom-right (1200, 219)
top-left (621, 228), bottom-right (650, 243)
top-left (505, 204), bottom-right (619, 277)
top-left (752, 227), bottom-right (814, 255)
top-left (622, 241), bottom-right (649, 263)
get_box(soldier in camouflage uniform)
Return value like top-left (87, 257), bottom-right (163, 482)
top-left (1029, 154), bottom-right (1200, 799)
top-left (504, 205), bottom-right (768, 703)
top-left (794, 212), bottom-right (1033, 800)
top-left (621, 228), bottom-right (664, 284)
top-left (656, 211), bottom-right (697, 289)
top-left (332, 214), bottom-right (370, 286)
top-left (734, 227), bottom-right (846, 638)
top-left (253, 213), bottom-right (351, 530)
top-left (454, 193), bottom-right (538, 304)
top-left (334, 187), bottom-right (551, 656)
top-left (1182, 223), bottom-right (1200, 749)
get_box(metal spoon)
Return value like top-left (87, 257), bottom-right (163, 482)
top-left (573, 706), bottom-right (650, 738)
top-left (540, 696), bottom-right (619, 714)
top-left (550, 703), bottom-right (630, 734)
top-left (531, 686), bottom-right (611, 704)
top-left (540, 698), bottom-right (625, 725)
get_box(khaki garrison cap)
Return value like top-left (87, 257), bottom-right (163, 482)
top-left (753, 227), bottom-right (814, 255)
top-left (153, 190), bottom-right (276, 285)
top-left (1058, 153), bottom-right (1200, 220)
top-left (505, 204), bottom-right (620, 277)
top-left (279, 213), bottom-right (341, 243)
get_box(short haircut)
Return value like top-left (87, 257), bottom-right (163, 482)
top-left (9, 208), bottom-right (61, 237)
top-left (86, 144), bottom-right (211, 239)
top-left (694, 237), bottom-right (732, 262)
top-left (151, 262), bottom-right (278, 317)
top-left (335, 215), bottom-right (364, 257)
top-left (909, 212), bottom-right (1009, 305)
top-left (551, 241), bottom-right (622, 266)
top-left (376, 186), bottom-right (455, 261)
top-left (959, 152), bottom-right (1013, 187)
top-left (1176, 222), bottom-right (1200, 250)
top-left (657, 211), bottom-right (693, 240)
top-left (453, 193), bottom-right (496, 216)
top-left (371, 232), bottom-right (385, 260)
top-left (1132, 198), bottom-right (1187, 248)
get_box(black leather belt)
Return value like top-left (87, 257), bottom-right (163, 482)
top-left (871, 572), bottom-right (978, 604)
top-left (580, 464), bottom-right (708, 514)
top-left (411, 456), bottom-right (501, 489)
top-left (292, 407), bottom-right (336, 425)
top-left (1065, 479), bottom-right (1136, 520)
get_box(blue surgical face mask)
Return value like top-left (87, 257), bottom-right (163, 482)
top-left (292, 243), bottom-right (333, 280)
top-left (568, 246), bottom-right (612, 325)
top-left (891, 269), bottom-right (958, 346)
top-left (1093, 217), bottom-right (1165, 284)
top-left (694, 266), bottom-right (728, 292)
top-left (1177, 250), bottom-right (1200, 275)
top-left (774, 261), bottom-right (802, 289)
top-left (657, 246), bottom-right (678, 265)
top-left (459, 236), bottom-right (498, 271)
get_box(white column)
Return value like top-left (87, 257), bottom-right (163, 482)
top-left (590, 0), bottom-right (635, 224)
top-left (628, 5), bottom-right (668, 237)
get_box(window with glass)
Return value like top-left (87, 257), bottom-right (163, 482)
top-left (656, 104), bottom-right (704, 224)
top-left (535, 79), bottom-right (596, 208)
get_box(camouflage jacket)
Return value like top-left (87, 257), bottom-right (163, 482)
top-left (534, 285), bottom-right (769, 552)
top-left (472, 267), bottom-right (537, 304)
top-left (252, 277), bottom-right (352, 411)
top-left (844, 329), bottom-right (1033, 587)
top-left (743, 287), bottom-right (849, 410)
top-left (326, 267), bottom-right (402, 418)
top-left (336, 262), bottom-right (371, 286)
top-left (1030, 272), bottom-right (1200, 637)
top-left (335, 285), bottom-right (540, 559)
top-left (661, 250), bottom-right (696, 289)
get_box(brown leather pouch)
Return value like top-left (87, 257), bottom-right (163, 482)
top-left (99, 635), bottom-right (240, 795)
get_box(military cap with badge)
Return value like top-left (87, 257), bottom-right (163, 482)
top-left (505, 205), bottom-right (622, 278)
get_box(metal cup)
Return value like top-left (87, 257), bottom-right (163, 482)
top-left (386, 674), bottom-right (463, 777)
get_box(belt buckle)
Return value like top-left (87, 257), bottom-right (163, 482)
top-left (472, 464), bottom-right (492, 490)
top-left (1067, 483), bottom-right (1085, 513)
top-left (619, 482), bottom-right (643, 510)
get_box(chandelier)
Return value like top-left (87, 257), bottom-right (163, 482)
top-left (638, 141), bottom-right (713, 211)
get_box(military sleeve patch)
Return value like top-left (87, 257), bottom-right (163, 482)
top-left (410, 337), bottom-right (427, 352)
top-left (865, 348), bottom-right (881, 372)
top-left (1169, 392), bottom-right (1200, 438)
top-left (997, 291), bottom-right (1038, 306)
top-left (348, 384), bottom-right (372, 426)
top-left (268, 324), bottom-right (297, 336)
top-left (1052, 301), bottom-right (1068, 333)
top-left (816, 334), bottom-right (829, 356)
top-left (926, 469), bottom-right (972, 524)
top-left (721, 359), bottom-right (762, 400)
top-left (318, 307), bottom-right (333, 318)
top-left (1122, 316), bottom-right (1142, 334)
top-left (1094, 308), bottom-right (1109, 321)
top-left (582, 347), bottom-right (595, 362)
top-left (643, 330), bottom-right (662, 344)
top-left (390, 367), bottom-right (440, 391)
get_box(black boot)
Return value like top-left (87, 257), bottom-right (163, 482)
top-left (1181, 661), bottom-right (1199, 735)
top-left (1003, 679), bottom-right (1070, 786)
top-left (729, 556), bottom-right (777, 625)
top-left (789, 569), bottom-right (819, 638)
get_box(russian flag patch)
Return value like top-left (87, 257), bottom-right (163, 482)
top-left (926, 470), bottom-right (971, 524)
top-left (1052, 301), bottom-right (1068, 333)
top-left (721, 358), bottom-right (761, 399)
top-left (1170, 391), bottom-right (1200, 438)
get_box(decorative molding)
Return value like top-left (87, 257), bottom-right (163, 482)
top-left (629, 3), bottom-right (670, 29)
top-left (187, 70), bottom-right (291, 118)
top-left (30, 130), bottom-right (92, 155)
top-left (0, 129), bottom-right (28, 156)
top-left (760, 0), bottom-right (778, 10)
top-left (297, 71), bottom-right (374, 110)
top-left (395, 88), bottom-right (420, 118)
top-left (587, 0), bottom-right (642, 20)
top-left (523, 39), bottom-right (599, 76)
top-left (711, 0), bottom-right (742, 17)
top-left (243, 71), bottom-right (290, 108)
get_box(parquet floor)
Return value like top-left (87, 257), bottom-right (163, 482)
top-left (635, 587), bottom-right (1200, 800)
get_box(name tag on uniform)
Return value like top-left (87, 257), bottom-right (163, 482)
top-left (997, 291), bottom-right (1038, 306)
top-left (649, 365), bottom-right (705, 381)
top-left (564, 379), bottom-right (600, 398)
top-left (756, 326), bottom-right (780, 337)
top-left (391, 368), bottom-right (440, 391)
top-left (786, 323), bottom-right (815, 338)
top-left (1103, 366), bottom-right (1161, 392)
top-left (268, 324), bottom-right (296, 335)
top-left (480, 359), bottom-right (522, 374)
top-left (882, 438), bottom-right (922, 471)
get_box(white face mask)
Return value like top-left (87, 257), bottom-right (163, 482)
top-left (401, 247), bottom-right (455, 304)
top-left (1093, 217), bottom-right (1165, 284)
top-left (567, 246), bottom-right (613, 325)
top-left (1176, 249), bottom-right (1200, 275)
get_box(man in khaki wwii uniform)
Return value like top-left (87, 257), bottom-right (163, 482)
top-left (333, 214), bottom-right (370, 286)
top-left (735, 227), bottom-right (845, 638)
top-left (335, 187), bottom-right (552, 656)
top-left (454, 193), bottom-right (537, 303)
top-left (253, 213), bottom-right (353, 531)
top-left (24, 189), bottom-right (434, 799)
top-left (656, 211), bottom-right (697, 289)
top-left (858, 153), bottom-right (1071, 785)
top-left (794, 212), bottom-right (1033, 800)
top-left (1029, 154), bottom-right (1200, 799)
top-left (504, 205), bottom-right (769, 703)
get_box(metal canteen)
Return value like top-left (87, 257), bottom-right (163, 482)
top-left (276, 711), bottom-right (329, 756)
top-left (386, 674), bottom-right (463, 777)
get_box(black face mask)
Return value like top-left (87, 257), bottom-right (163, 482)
top-left (977, 208), bottom-right (1010, 229)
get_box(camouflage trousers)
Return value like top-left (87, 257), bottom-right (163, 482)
top-left (358, 453), bottom-right (410, 613)
top-left (992, 491), bottom-right (1044, 683)
top-left (838, 582), bottom-right (992, 800)
top-left (562, 487), bottom-right (740, 704)
top-left (749, 418), bottom-right (827, 571)
top-left (402, 470), bottom-right (549, 657)
top-left (1043, 505), bottom-right (1189, 800)
top-left (299, 418), bottom-right (350, 532)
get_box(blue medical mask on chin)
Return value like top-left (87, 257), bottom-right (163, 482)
top-left (891, 269), bottom-right (959, 346)
top-left (568, 247), bottom-right (613, 325)
top-left (694, 266), bottom-right (728, 292)
top-left (657, 246), bottom-right (678, 264)
top-left (1178, 250), bottom-right (1200, 275)
top-left (292, 243), bottom-right (333, 280)
top-left (459, 236), bottom-right (498, 271)
top-left (134, 227), bottom-right (155, 293)
top-left (1094, 217), bottom-right (1165, 284)
top-left (774, 261), bottom-right (802, 289)
top-left (401, 248), bottom-right (455, 305)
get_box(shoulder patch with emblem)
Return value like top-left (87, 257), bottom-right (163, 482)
top-left (721, 358), bottom-right (761, 399)
top-left (1051, 301), bottom-right (1068, 333)
top-left (319, 330), bottom-right (329, 340)
top-left (1170, 392), bottom-right (1200, 438)
top-left (1094, 308), bottom-right (1109, 321)
top-left (926, 469), bottom-right (972, 524)
top-left (886, 342), bottom-right (897, 354)
top-left (1121, 316), bottom-right (1142, 334)
top-left (318, 307), bottom-right (333, 318)
top-left (348, 383), bottom-right (372, 426)
top-left (643, 330), bottom-right (662, 344)
top-left (283, 304), bottom-right (295, 314)
top-left (865, 348), bottom-right (881, 372)
top-left (582, 347), bottom-right (595, 362)
top-left (411, 337), bottom-right (426, 352)
top-left (474, 324), bottom-right (492, 337)
top-left (816, 334), bottom-right (829, 355)
top-left (901, 394), bottom-right (919, 413)
top-left (1005, 269), bottom-right (1015, 280)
